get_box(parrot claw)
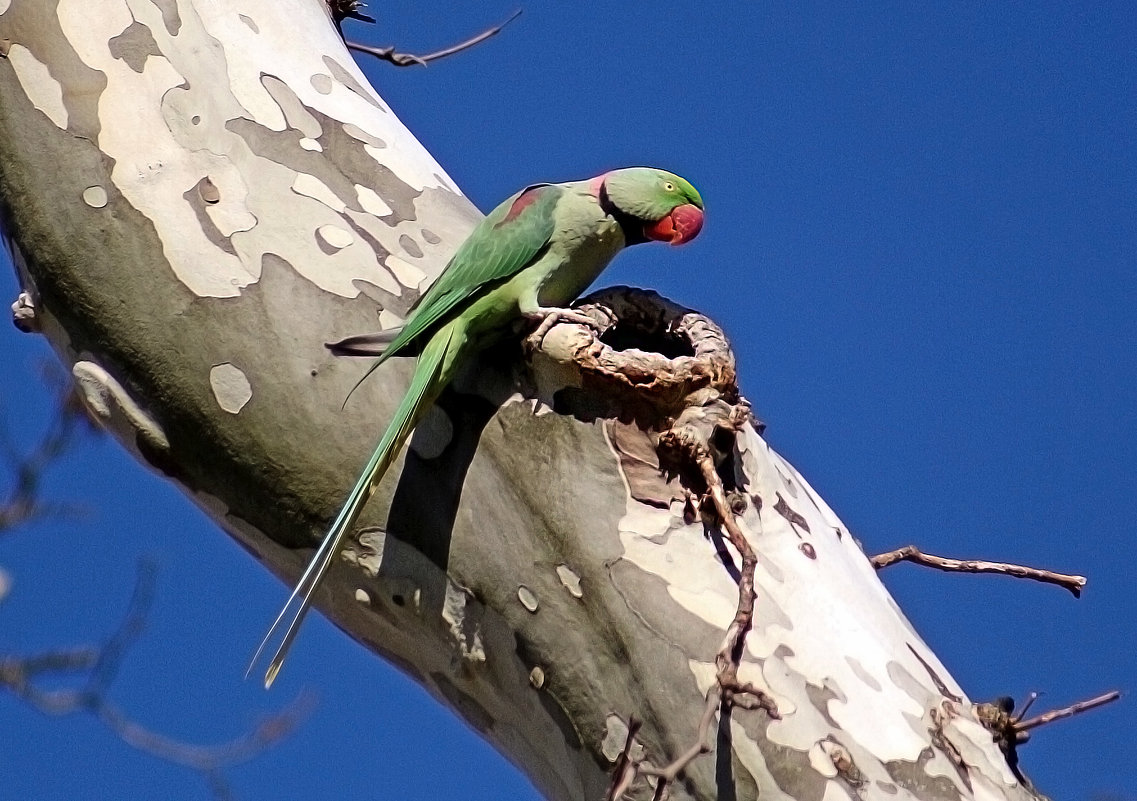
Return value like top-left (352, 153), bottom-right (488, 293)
top-left (523, 308), bottom-right (604, 352)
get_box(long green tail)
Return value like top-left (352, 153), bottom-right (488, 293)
top-left (249, 325), bottom-right (459, 687)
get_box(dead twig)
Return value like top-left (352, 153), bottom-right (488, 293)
top-left (604, 691), bottom-right (720, 801)
top-left (604, 717), bottom-right (644, 801)
top-left (0, 370), bottom-right (92, 532)
top-left (345, 10), bottom-right (522, 67)
top-left (640, 689), bottom-right (722, 799)
top-left (977, 689), bottom-right (1120, 787)
top-left (606, 403), bottom-right (776, 801)
top-left (870, 545), bottom-right (1086, 597)
top-left (695, 449), bottom-right (758, 696)
top-left (0, 560), bottom-right (313, 799)
top-left (1015, 690), bottom-right (1120, 732)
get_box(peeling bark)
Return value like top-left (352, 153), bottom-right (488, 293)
top-left (0, 3), bottom-right (1047, 800)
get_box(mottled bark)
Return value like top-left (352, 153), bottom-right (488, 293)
top-left (0, 2), bottom-right (1043, 800)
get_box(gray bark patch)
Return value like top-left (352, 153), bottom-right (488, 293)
top-left (82, 185), bottom-right (108, 208)
top-left (150, 0), bottom-right (182, 36)
top-left (182, 178), bottom-right (237, 255)
top-left (261, 74), bottom-right (322, 139)
top-left (885, 749), bottom-right (966, 801)
top-left (342, 122), bottom-right (386, 147)
top-left (0, 0), bottom-right (107, 139)
top-left (730, 704), bottom-right (826, 801)
top-left (321, 54), bottom-right (386, 112)
top-left (309, 72), bottom-right (333, 94)
top-left (399, 233), bottom-right (422, 258)
top-left (845, 656), bottom-right (883, 691)
top-left (108, 20), bottom-right (160, 74)
top-left (226, 101), bottom-right (423, 224)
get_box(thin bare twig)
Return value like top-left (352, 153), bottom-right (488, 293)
top-left (870, 544), bottom-right (1087, 597)
top-left (608, 405), bottom-right (776, 801)
top-left (696, 450), bottom-right (758, 694)
top-left (0, 561), bottom-right (313, 798)
top-left (0, 370), bottom-right (92, 531)
top-left (345, 10), bottom-right (522, 67)
top-left (1015, 691), bottom-right (1121, 732)
top-left (604, 691), bottom-right (720, 801)
top-left (1013, 691), bottom-right (1040, 722)
top-left (641, 690), bottom-right (722, 791)
top-left (604, 717), bottom-right (644, 801)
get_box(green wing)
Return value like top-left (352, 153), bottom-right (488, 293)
top-left (379, 183), bottom-right (564, 363)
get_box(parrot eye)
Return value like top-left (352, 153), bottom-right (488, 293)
top-left (663, 181), bottom-right (676, 192)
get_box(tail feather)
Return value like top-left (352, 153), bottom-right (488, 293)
top-left (249, 325), bottom-right (458, 687)
top-left (326, 328), bottom-right (403, 357)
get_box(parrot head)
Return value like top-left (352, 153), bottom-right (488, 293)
top-left (601, 168), bottom-right (704, 246)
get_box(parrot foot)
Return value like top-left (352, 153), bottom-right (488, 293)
top-left (524, 308), bottom-right (603, 351)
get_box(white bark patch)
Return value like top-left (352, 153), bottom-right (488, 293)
top-left (378, 309), bottom-right (402, 331)
top-left (937, 702), bottom-right (1019, 788)
top-left (209, 363), bottom-right (252, 413)
top-left (82, 186), bottom-right (108, 208)
top-left (606, 424), bottom-right (996, 788)
top-left (355, 184), bottom-right (392, 216)
top-left (293, 174), bottom-right (346, 212)
top-left (808, 741), bottom-right (840, 778)
top-left (686, 661), bottom-right (799, 801)
top-left (7, 45), bottom-right (68, 129)
top-left (555, 564), bottom-right (583, 599)
top-left (517, 585), bottom-right (539, 613)
top-left (384, 253), bottom-right (427, 289)
top-left (261, 74), bottom-right (321, 137)
top-left (343, 528), bottom-right (386, 578)
top-left (441, 583), bottom-right (486, 664)
top-left (315, 224), bottom-right (353, 251)
top-left (58, 0), bottom-right (258, 297)
top-left (193, 4), bottom-right (455, 193)
top-left (822, 780), bottom-right (853, 801)
top-left (72, 360), bottom-right (169, 450)
top-left (201, 172), bottom-right (256, 236)
top-left (601, 715), bottom-right (636, 762)
top-left (343, 122), bottom-right (384, 146)
top-left (10, 291), bottom-right (36, 332)
top-left (55, 0), bottom-right (466, 300)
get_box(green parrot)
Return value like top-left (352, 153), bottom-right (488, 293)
top-left (250, 167), bottom-right (704, 686)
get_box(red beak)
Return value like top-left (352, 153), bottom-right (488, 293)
top-left (643, 204), bottom-right (704, 246)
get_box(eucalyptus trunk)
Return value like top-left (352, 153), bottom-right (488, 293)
top-left (0, 2), bottom-right (1042, 800)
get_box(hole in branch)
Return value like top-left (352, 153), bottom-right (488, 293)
top-left (599, 322), bottom-right (695, 359)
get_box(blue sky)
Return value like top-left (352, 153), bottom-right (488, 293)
top-left (2, 2), bottom-right (1134, 799)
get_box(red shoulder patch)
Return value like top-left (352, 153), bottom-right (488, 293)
top-left (495, 184), bottom-right (550, 228)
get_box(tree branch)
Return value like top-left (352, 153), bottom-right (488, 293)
top-left (1015, 691), bottom-right (1121, 733)
top-left (0, 560), bottom-right (312, 799)
top-left (871, 544), bottom-right (1087, 597)
top-left (0, 366), bottom-right (91, 532)
top-left (345, 10), bottom-right (522, 67)
top-left (604, 386), bottom-right (777, 799)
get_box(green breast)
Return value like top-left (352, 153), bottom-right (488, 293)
top-left (533, 189), bottom-right (626, 308)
